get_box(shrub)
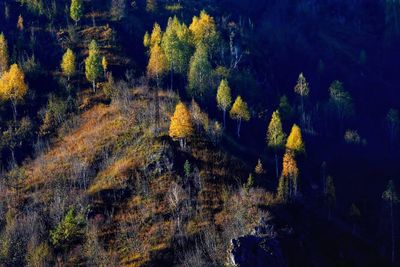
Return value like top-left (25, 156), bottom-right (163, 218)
top-left (50, 208), bottom-right (85, 251)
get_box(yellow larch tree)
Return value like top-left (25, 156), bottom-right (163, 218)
top-left (189, 10), bottom-right (218, 50)
top-left (286, 123), bottom-right (305, 154)
top-left (0, 64), bottom-right (28, 121)
top-left (147, 43), bottom-right (168, 86)
top-left (169, 102), bottom-right (194, 149)
top-left (278, 150), bottom-right (299, 202)
top-left (216, 79), bottom-right (232, 128)
top-left (230, 96), bottom-right (250, 138)
top-left (61, 48), bottom-right (76, 81)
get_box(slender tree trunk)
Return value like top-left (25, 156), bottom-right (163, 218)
top-left (92, 80), bottom-right (96, 93)
top-left (223, 109), bottom-right (226, 128)
top-left (10, 148), bottom-right (15, 166)
top-left (154, 76), bottom-right (160, 132)
top-left (170, 63), bottom-right (173, 90)
top-left (275, 153), bottom-right (279, 180)
top-left (11, 100), bottom-right (17, 123)
top-left (237, 118), bottom-right (242, 138)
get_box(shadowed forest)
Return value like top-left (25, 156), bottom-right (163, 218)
top-left (0, 0), bottom-right (400, 266)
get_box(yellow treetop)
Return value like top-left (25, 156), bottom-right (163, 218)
top-left (216, 79), bottom-right (232, 111)
top-left (0, 64), bottom-right (28, 103)
top-left (189, 10), bottom-right (218, 48)
top-left (61, 48), bottom-right (76, 79)
top-left (150, 23), bottom-right (163, 47)
top-left (286, 124), bottom-right (305, 154)
top-left (169, 102), bottom-right (194, 140)
top-left (230, 96), bottom-right (250, 121)
top-left (147, 43), bottom-right (168, 80)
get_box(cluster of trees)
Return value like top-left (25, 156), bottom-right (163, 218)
top-left (1, 0), bottom-right (400, 265)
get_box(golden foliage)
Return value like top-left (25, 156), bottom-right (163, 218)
top-left (230, 96), bottom-right (250, 121)
top-left (0, 64), bottom-right (27, 103)
top-left (216, 79), bottom-right (232, 111)
top-left (286, 124), bottom-right (305, 154)
top-left (169, 102), bottom-right (194, 140)
top-left (61, 48), bottom-right (76, 79)
top-left (189, 10), bottom-right (218, 48)
top-left (147, 44), bottom-right (168, 80)
top-left (282, 150), bottom-right (298, 178)
top-left (150, 23), bottom-right (162, 47)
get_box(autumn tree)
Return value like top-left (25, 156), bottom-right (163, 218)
top-left (146, 23), bottom-right (162, 48)
top-left (147, 44), bottom-right (168, 87)
top-left (324, 176), bottom-right (336, 219)
top-left (382, 180), bottom-right (399, 263)
top-left (162, 16), bottom-right (192, 89)
top-left (187, 44), bottom-right (212, 101)
top-left (294, 72), bottom-right (309, 124)
top-left (216, 79), bottom-right (232, 128)
top-left (0, 64), bottom-right (28, 122)
top-left (230, 96), bottom-right (250, 138)
top-left (70, 0), bottom-right (84, 25)
top-left (0, 33), bottom-right (9, 75)
top-left (147, 43), bottom-right (168, 129)
top-left (328, 80), bottom-right (353, 131)
top-left (85, 40), bottom-right (102, 92)
top-left (61, 48), bottom-right (76, 81)
top-left (189, 10), bottom-right (218, 52)
top-left (286, 124), bottom-right (305, 154)
top-left (277, 150), bottom-right (299, 202)
top-left (267, 110), bottom-right (286, 179)
top-left (169, 102), bottom-right (194, 149)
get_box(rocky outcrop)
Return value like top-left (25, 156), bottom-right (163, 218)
top-left (228, 223), bottom-right (285, 267)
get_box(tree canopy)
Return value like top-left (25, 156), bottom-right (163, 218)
top-left (85, 40), bottom-right (102, 92)
top-left (61, 48), bottom-right (76, 80)
top-left (286, 124), bottom-right (305, 154)
top-left (70, 0), bottom-right (84, 24)
top-left (169, 102), bottom-right (194, 143)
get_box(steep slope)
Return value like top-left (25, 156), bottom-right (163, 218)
top-left (0, 87), bottom-right (272, 266)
